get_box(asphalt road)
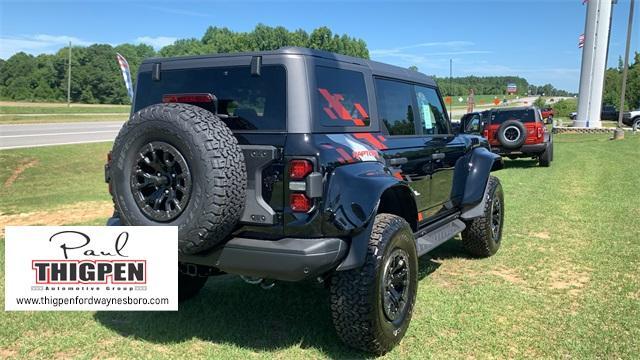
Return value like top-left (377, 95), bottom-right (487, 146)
top-left (0, 121), bottom-right (123, 150)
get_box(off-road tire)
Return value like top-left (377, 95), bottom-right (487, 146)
top-left (461, 176), bottom-right (504, 257)
top-left (109, 103), bottom-right (247, 254)
top-left (329, 214), bottom-right (418, 355)
top-left (178, 272), bottom-right (208, 301)
top-left (633, 118), bottom-right (640, 132)
top-left (497, 120), bottom-right (527, 149)
top-left (539, 143), bottom-right (552, 167)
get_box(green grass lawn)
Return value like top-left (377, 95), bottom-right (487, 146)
top-left (1, 134), bottom-right (639, 358)
top-left (0, 142), bottom-right (112, 214)
top-left (0, 102), bottom-right (130, 124)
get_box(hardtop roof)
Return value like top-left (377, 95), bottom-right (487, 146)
top-left (141, 46), bottom-right (437, 87)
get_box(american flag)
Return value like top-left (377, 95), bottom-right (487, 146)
top-left (578, 34), bottom-right (585, 48)
top-left (116, 53), bottom-right (134, 100)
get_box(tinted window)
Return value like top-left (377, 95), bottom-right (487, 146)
top-left (135, 65), bottom-right (286, 130)
top-left (415, 86), bottom-right (449, 134)
top-left (462, 113), bottom-right (481, 133)
top-left (375, 79), bottom-right (415, 135)
top-left (491, 109), bottom-right (536, 123)
top-left (315, 66), bottom-right (370, 127)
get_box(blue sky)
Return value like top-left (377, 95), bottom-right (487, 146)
top-left (1, 0), bottom-right (638, 92)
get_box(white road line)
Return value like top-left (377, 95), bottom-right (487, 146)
top-left (0, 139), bottom-right (114, 150)
top-left (0, 130), bottom-right (118, 138)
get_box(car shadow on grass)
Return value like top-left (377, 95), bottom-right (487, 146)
top-left (94, 246), bottom-right (458, 357)
top-left (95, 275), bottom-right (371, 358)
top-left (502, 159), bottom-right (540, 169)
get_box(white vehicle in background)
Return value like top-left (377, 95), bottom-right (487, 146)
top-left (622, 109), bottom-right (640, 131)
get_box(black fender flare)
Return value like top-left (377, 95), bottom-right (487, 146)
top-left (322, 162), bottom-right (417, 271)
top-left (456, 146), bottom-right (503, 219)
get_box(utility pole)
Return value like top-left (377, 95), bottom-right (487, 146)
top-left (615, 0), bottom-right (635, 140)
top-left (67, 41), bottom-right (72, 107)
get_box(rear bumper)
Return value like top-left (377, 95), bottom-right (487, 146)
top-left (492, 143), bottom-right (546, 155)
top-left (182, 237), bottom-right (348, 282)
top-left (107, 216), bottom-right (348, 282)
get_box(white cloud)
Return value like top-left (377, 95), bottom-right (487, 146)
top-left (0, 34), bottom-right (92, 59)
top-left (135, 36), bottom-right (178, 50)
top-left (145, 6), bottom-right (211, 18)
top-left (370, 40), bottom-right (492, 68)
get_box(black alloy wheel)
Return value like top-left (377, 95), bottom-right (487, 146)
top-left (490, 189), bottom-right (503, 242)
top-left (130, 141), bottom-right (192, 222)
top-left (381, 248), bottom-right (411, 322)
top-left (504, 126), bottom-right (521, 142)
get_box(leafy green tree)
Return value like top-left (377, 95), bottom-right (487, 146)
top-left (603, 51), bottom-right (639, 110)
top-left (534, 96), bottom-right (546, 108)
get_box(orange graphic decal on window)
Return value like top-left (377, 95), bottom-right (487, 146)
top-left (318, 88), bottom-right (368, 126)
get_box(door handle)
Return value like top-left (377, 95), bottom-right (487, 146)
top-left (431, 153), bottom-right (445, 160)
top-left (388, 157), bottom-right (408, 166)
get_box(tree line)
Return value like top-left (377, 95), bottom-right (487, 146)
top-left (1, 23), bottom-right (610, 106)
top-left (0, 25), bottom-right (369, 104)
top-left (602, 53), bottom-right (640, 110)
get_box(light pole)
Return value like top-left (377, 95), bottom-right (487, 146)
top-left (614, 0), bottom-right (635, 140)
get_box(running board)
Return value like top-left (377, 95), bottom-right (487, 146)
top-left (415, 219), bottom-right (466, 257)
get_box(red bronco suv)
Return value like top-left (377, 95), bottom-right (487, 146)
top-left (461, 106), bottom-right (553, 167)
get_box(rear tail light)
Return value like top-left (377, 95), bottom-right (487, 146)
top-left (289, 159), bottom-right (313, 180)
top-left (289, 159), bottom-right (315, 212)
top-left (290, 193), bottom-right (312, 212)
top-left (537, 125), bottom-right (543, 138)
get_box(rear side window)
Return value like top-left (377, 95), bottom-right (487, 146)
top-left (315, 66), bottom-right (370, 128)
top-left (135, 65), bottom-right (286, 131)
top-left (375, 79), bottom-right (415, 135)
top-left (491, 109), bottom-right (536, 123)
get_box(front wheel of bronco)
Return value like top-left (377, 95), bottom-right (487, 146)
top-left (461, 176), bottom-right (504, 257)
top-left (178, 272), bottom-right (208, 301)
top-left (329, 214), bottom-right (418, 355)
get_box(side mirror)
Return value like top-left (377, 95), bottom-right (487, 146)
top-left (545, 117), bottom-right (553, 125)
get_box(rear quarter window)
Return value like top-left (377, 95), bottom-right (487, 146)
top-left (134, 65), bottom-right (286, 131)
top-left (315, 66), bottom-right (370, 128)
top-left (492, 109), bottom-right (536, 123)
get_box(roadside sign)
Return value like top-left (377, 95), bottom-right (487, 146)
top-left (493, 98), bottom-right (501, 106)
top-left (445, 96), bottom-right (452, 105)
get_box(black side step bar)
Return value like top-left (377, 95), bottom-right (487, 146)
top-left (415, 218), bottom-right (466, 257)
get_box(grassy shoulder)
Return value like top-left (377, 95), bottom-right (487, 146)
top-left (0, 101), bottom-right (130, 113)
top-left (0, 101), bottom-right (130, 124)
top-left (0, 142), bottom-right (112, 214)
top-left (1, 134), bottom-right (639, 358)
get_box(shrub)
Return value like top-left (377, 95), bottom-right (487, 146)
top-left (552, 99), bottom-right (578, 117)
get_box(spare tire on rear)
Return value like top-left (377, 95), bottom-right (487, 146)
top-left (109, 103), bottom-right (247, 254)
top-left (497, 120), bottom-right (526, 149)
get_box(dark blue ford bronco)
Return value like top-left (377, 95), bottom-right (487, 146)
top-left (105, 47), bottom-right (504, 354)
